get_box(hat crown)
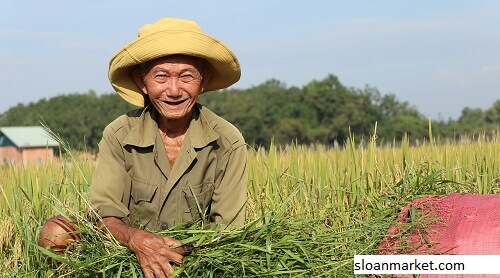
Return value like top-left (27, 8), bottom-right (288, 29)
top-left (138, 18), bottom-right (201, 37)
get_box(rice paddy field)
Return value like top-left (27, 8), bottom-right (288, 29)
top-left (0, 130), bottom-right (499, 277)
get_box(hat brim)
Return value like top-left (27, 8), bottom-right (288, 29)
top-left (109, 30), bottom-right (240, 107)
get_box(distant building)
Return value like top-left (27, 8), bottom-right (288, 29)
top-left (0, 126), bottom-right (60, 165)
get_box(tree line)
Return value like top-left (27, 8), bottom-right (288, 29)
top-left (1, 74), bottom-right (498, 152)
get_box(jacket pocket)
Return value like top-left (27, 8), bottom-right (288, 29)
top-left (131, 179), bottom-right (158, 204)
top-left (129, 178), bottom-right (159, 228)
top-left (183, 182), bottom-right (214, 219)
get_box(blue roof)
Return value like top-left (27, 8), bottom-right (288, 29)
top-left (0, 126), bottom-right (60, 148)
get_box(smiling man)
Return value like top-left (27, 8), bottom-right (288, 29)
top-left (95, 18), bottom-right (246, 277)
top-left (39, 18), bottom-right (247, 278)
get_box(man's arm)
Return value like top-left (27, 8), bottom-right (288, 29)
top-left (99, 217), bottom-right (184, 278)
top-left (210, 144), bottom-right (247, 225)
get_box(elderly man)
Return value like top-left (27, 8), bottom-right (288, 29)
top-left (39, 18), bottom-right (247, 277)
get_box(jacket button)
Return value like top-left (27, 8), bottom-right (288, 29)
top-left (160, 223), bottom-right (168, 230)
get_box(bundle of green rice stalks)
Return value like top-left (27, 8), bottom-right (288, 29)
top-left (36, 207), bottom-right (389, 278)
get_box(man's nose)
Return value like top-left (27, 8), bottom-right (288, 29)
top-left (165, 77), bottom-right (182, 97)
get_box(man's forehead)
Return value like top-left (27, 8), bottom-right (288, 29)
top-left (150, 55), bottom-right (200, 67)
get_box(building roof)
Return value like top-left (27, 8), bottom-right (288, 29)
top-left (0, 126), bottom-right (60, 148)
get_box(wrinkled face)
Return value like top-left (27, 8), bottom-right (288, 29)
top-left (134, 55), bottom-right (210, 120)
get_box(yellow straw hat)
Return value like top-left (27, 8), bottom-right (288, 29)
top-left (109, 18), bottom-right (241, 107)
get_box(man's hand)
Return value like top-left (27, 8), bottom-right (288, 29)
top-left (128, 229), bottom-right (184, 277)
top-left (99, 217), bottom-right (184, 277)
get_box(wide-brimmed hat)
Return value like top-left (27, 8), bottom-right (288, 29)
top-left (109, 18), bottom-right (241, 107)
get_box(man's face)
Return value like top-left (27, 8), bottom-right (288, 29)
top-left (136, 55), bottom-right (210, 120)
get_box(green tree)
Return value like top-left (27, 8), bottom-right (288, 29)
top-left (0, 91), bottom-right (135, 152)
top-left (485, 100), bottom-right (500, 124)
top-left (2, 77), bottom-right (497, 151)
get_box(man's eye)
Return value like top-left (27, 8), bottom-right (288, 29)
top-left (180, 75), bottom-right (195, 83)
top-left (153, 74), bottom-right (168, 82)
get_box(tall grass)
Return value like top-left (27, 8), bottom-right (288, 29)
top-left (0, 134), bottom-right (93, 277)
top-left (247, 130), bottom-right (499, 223)
top-left (0, 129), bottom-right (499, 277)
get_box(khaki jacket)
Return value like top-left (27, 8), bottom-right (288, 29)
top-left (89, 104), bottom-right (247, 230)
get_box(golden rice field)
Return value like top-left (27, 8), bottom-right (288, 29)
top-left (0, 130), bottom-right (499, 277)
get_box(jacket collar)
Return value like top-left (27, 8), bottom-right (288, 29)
top-left (122, 105), bottom-right (157, 148)
top-left (122, 104), bottom-right (219, 149)
top-left (188, 104), bottom-right (219, 149)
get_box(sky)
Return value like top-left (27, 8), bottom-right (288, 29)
top-left (1, 1), bottom-right (499, 120)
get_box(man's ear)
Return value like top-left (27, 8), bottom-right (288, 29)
top-left (199, 68), bottom-right (212, 93)
top-left (132, 69), bottom-right (148, 95)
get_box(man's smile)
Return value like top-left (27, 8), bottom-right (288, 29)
top-left (162, 99), bottom-right (187, 105)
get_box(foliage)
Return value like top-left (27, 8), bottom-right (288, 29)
top-left (0, 90), bottom-right (135, 152)
top-left (35, 205), bottom-right (380, 277)
top-left (1, 76), bottom-right (499, 151)
top-left (200, 75), bottom-right (499, 148)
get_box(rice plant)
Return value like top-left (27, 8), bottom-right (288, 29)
top-left (0, 128), bottom-right (498, 277)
